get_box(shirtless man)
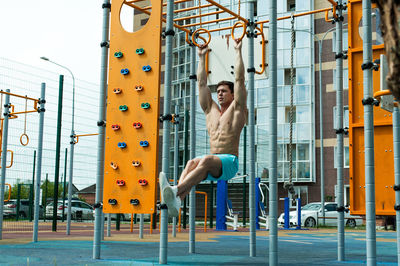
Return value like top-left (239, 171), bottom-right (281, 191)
top-left (160, 39), bottom-right (248, 217)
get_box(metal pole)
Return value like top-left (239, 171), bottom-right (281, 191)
top-left (247, 0), bottom-right (256, 258)
top-left (30, 150), bottom-right (36, 222)
top-left (93, 0), bottom-right (110, 259)
top-left (44, 174), bottom-right (48, 222)
top-left (101, 212), bottom-right (105, 240)
top-left (209, 181), bottom-right (214, 228)
top-left (334, 0), bottom-right (345, 261)
top-left (362, 1), bottom-right (376, 265)
top-left (40, 55), bottom-right (76, 235)
top-left (67, 68), bottom-right (76, 234)
top-left (66, 133), bottom-right (75, 235)
top-left (139, 213), bottom-right (144, 239)
top-left (189, 44), bottom-right (197, 254)
top-left (33, 83), bottom-right (46, 242)
top-left (243, 126), bottom-right (247, 227)
top-left (172, 104), bottom-right (179, 237)
top-left (106, 213), bottom-right (111, 237)
top-left (318, 39), bottom-right (325, 226)
top-left (0, 90), bottom-right (11, 239)
top-left (159, 0), bottom-right (174, 263)
top-left (62, 149), bottom-right (67, 223)
top-left (16, 185), bottom-right (21, 221)
top-left (393, 107), bottom-right (400, 263)
top-left (52, 75), bottom-right (64, 232)
top-left (183, 109), bottom-right (189, 229)
top-left (269, 0), bottom-right (278, 264)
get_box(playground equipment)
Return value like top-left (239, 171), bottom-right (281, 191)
top-left (91, 0), bottom-right (392, 265)
top-left (101, 0), bottom-right (162, 217)
top-left (0, 86), bottom-right (46, 242)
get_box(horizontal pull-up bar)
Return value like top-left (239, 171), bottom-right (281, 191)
top-left (182, 16), bottom-right (235, 28)
top-left (205, 0), bottom-right (248, 24)
top-left (257, 7), bottom-right (333, 25)
top-left (174, 9), bottom-right (224, 22)
top-left (0, 90), bottom-right (38, 102)
top-left (74, 133), bottom-right (99, 144)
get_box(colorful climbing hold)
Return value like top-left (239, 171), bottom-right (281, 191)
top-left (136, 48), bottom-right (144, 55)
top-left (132, 160), bottom-right (141, 167)
top-left (114, 51), bottom-right (123, 58)
top-left (141, 103), bottom-right (150, 109)
top-left (138, 179), bottom-right (148, 186)
top-left (142, 65), bottom-right (151, 72)
top-left (110, 162), bottom-right (118, 170)
top-left (118, 142), bottom-right (127, 148)
top-left (119, 105), bottom-right (128, 111)
top-left (135, 85), bottom-right (144, 91)
top-left (113, 88), bottom-right (122, 94)
top-left (120, 68), bottom-right (129, 75)
top-left (116, 179), bottom-right (125, 186)
top-left (130, 199), bottom-right (140, 205)
top-left (133, 122), bottom-right (142, 129)
top-left (108, 199), bottom-right (117, 205)
top-left (111, 124), bottom-right (120, 131)
top-left (139, 140), bottom-right (149, 147)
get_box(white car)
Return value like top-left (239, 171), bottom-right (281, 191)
top-left (46, 200), bottom-right (94, 220)
top-left (278, 202), bottom-right (363, 228)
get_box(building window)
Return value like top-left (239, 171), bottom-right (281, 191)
top-left (284, 68), bottom-right (296, 85)
top-left (287, 0), bottom-right (295, 11)
top-left (285, 106), bottom-right (296, 123)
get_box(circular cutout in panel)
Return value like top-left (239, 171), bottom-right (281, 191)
top-left (358, 8), bottom-right (384, 46)
top-left (120, 0), bottom-right (151, 33)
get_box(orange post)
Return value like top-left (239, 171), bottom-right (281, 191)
top-left (4, 183), bottom-right (11, 201)
top-left (195, 191), bottom-right (207, 232)
top-left (130, 213), bottom-right (134, 232)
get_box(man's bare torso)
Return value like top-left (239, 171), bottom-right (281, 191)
top-left (205, 100), bottom-right (247, 156)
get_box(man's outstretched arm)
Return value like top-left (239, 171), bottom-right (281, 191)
top-left (233, 39), bottom-right (247, 107)
top-left (197, 45), bottom-right (213, 114)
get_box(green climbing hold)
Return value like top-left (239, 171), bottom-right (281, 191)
top-left (136, 48), bottom-right (144, 55)
top-left (114, 51), bottom-right (123, 58)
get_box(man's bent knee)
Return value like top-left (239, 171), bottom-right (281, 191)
top-left (186, 158), bottom-right (200, 169)
top-left (199, 155), bottom-right (222, 177)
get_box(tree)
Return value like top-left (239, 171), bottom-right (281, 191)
top-left (376, 0), bottom-right (400, 99)
top-left (40, 179), bottom-right (65, 205)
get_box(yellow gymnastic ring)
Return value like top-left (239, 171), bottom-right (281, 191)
top-left (231, 21), bottom-right (247, 42)
top-left (20, 133), bottom-right (29, 146)
top-left (191, 28), bottom-right (211, 48)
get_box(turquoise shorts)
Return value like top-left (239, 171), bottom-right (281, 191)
top-left (197, 154), bottom-right (239, 181)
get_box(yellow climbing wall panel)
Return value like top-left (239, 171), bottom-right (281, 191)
top-left (103, 0), bottom-right (162, 214)
top-left (348, 0), bottom-right (395, 215)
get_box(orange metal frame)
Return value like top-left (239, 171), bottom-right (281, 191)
top-left (125, 0), bottom-right (337, 76)
top-left (74, 133), bottom-right (99, 144)
top-left (348, 0), bottom-right (391, 216)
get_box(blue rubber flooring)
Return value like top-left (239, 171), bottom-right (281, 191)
top-left (0, 231), bottom-right (398, 265)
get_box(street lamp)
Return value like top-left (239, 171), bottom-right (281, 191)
top-left (40, 56), bottom-right (75, 235)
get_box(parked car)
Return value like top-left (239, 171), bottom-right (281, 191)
top-left (3, 199), bottom-right (44, 219)
top-left (278, 202), bottom-right (363, 228)
top-left (46, 200), bottom-right (93, 220)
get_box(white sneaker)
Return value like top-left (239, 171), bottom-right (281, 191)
top-left (163, 186), bottom-right (181, 217)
